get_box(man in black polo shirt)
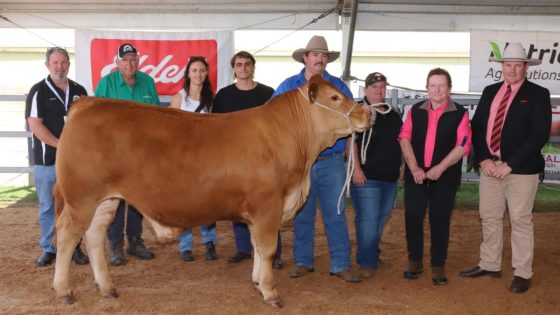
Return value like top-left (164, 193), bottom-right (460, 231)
top-left (25, 47), bottom-right (89, 267)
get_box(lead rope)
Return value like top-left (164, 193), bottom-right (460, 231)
top-left (360, 103), bottom-right (392, 164)
top-left (297, 87), bottom-right (358, 215)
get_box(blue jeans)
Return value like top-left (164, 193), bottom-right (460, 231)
top-left (35, 165), bottom-right (57, 253)
top-left (178, 224), bottom-right (218, 252)
top-left (107, 200), bottom-right (144, 244)
top-left (350, 179), bottom-right (397, 268)
top-left (232, 222), bottom-right (282, 258)
top-left (293, 153), bottom-right (352, 273)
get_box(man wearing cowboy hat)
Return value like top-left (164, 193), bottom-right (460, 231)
top-left (460, 43), bottom-right (551, 293)
top-left (272, 35), bottom-right (361, 283)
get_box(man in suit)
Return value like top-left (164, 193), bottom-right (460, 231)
top-left (460, 43), bottom-right (551, 294)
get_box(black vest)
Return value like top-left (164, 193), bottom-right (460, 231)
top-left (407, 100), bottom-right (466, 185)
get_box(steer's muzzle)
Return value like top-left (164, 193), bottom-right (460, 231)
top-left (349, 104), bottom-right (372, 133)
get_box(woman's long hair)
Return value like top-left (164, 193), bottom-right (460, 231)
top-left (183, 56), bottom-right (214, 112)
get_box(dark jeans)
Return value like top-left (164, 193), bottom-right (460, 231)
top-left (232, 222), bottom-right (282, 258)
top-left (108, 200), bottom-right (144, 244)
top-left (404, 178), bottom-right (458, 267)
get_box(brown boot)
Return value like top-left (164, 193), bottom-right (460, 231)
top-left (109, 241), bottom-right (125, 266)
top-left (127, 236), bottom-right (155, 260)
top-left (330, 269), bottom-right (362, 283)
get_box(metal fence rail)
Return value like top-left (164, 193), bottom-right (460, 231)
top-left (1, 94), bottom-right (558, 183)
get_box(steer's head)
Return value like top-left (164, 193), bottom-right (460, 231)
top-left (303, 74), bottom-right (371, 137)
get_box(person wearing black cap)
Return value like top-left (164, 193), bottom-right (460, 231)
top-left (95, 43), bottom-right (160, 266)
top-left (348, 72), bottom-right (403, 278)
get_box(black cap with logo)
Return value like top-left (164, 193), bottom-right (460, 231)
top-left (365, 72), bottom-right (388, 86)
top-left (117, 43), bottom-right (138, 60)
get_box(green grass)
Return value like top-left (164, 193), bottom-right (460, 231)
top-left (393, 182), bottom-right (559, 212)
top-left (0, 186), bottom-right (37, 202)
top-left (1, 183), bottom-right (559, 212)
top-left (543, 142), bottom-right (560, 154)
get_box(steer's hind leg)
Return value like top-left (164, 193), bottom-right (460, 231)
top-left (53, 206), bottom-right (89, 304)
top-left (248, 224), bottom-right (261, 287)
top-left (84, 199), bottom-right (119, 299)
top-left (250, 218), bottom-right (283, 308)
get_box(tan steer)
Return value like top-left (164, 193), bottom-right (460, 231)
top-left (52, 74), bottom-right (370, 308)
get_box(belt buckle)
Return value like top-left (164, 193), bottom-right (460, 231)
top-left (490, 155), bottom-right (501, 162)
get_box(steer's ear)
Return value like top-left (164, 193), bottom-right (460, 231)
top-left (308, 82), bottom-right (318, 103)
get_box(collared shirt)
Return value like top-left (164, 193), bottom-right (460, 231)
top-left (25, 76), bottom-right (88, 165)
top-left (273, 69), bottom-right (353, 156)
top-left (399, 99), bottom-right (471, 168)
top-left (485, 79), bottom-right (524, 157)
top-left (94, 70), bottom-right (160, 105)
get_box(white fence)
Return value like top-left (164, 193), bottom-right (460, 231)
top-left (1, 93), bottom-right (558, 186)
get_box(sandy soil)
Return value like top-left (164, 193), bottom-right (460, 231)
top-left (1, 202), bottom-right (559, 315)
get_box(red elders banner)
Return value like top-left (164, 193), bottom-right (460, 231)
top-left (90, 39), bottom-right (218, 96)
top-left (76, 30), bottom-right (234, 99)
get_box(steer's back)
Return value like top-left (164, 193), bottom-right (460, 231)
top-left (57, 96), bottom-right (304, 229)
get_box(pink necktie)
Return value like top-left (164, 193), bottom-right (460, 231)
top-left (490, 84), bottom-right (511, 152)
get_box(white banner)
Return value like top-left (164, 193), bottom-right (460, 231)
top-left (543, 153), bottom-right (560, 174)
top-left (470, 30), bottom-right (560, 93)
top-left (75, 30), bottom-right (234, 98)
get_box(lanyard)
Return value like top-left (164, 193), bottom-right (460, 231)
top-left (45, 77), bottom-right (70, 112)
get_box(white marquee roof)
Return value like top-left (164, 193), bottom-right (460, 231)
top-left (1, 0), bottom-right (560, 31)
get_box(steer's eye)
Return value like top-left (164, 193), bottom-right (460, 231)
top-left (331, 95), bottom-right (340, 101)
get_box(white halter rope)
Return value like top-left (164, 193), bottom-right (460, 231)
top-left (297, 87), bottom-right (358, 215)
top-left (360, 102), bottom-right (392, 164)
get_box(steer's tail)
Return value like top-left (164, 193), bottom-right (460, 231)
top-left (53, 183), bottom-right (65, 219)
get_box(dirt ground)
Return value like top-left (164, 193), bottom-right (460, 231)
top-left (1, 202), bottom-right (559, 315)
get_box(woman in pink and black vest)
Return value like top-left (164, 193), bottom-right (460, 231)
top-left (399, 68), bottom-right (471, 286)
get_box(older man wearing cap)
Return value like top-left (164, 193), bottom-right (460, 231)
top-left (95, 43), bottom-right (160, 266)
top-left (273, 35), bottom-right (361, 283)
top-left (348, 72), bottom-right (403, 278)
top-left (461, 43), bottom-right (551, 293)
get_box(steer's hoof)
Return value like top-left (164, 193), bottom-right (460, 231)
top-left (252, 282), bottom-right (263, 296)
top-left (264, 297), bottom-right (284, 309)
top-left (103, 288), bottom-right (119, 299)
top-left (59, 293), bottom-right (75, 305)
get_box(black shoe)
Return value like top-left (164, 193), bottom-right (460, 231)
top-left (127, 236), bottom-right (155, 260)
top-left (205, 242), bottom-right (218, 261)
top-left (37, 252), bottom-right (56, 267)
top-left (403, 261), bottom-right (423, 279)
top-left (432, 267), bottom-right (448, 286)
top-left (227, 251), bottom-right (251, 263)
top-left (459, 266), bottom-right (501, 278)
top-left (109, 241), bottom-right (125, 266)
top-left (72, 245), bottom-right (89, 265)
top-left (180, 250), bottom-right (194, 262)
top-left (273, 257), bottom-right (283, 270)
top-left (509, 276), bottom-right (531, 293)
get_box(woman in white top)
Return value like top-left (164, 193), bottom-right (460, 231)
top-left (171, 56), bottom-right (217, 262)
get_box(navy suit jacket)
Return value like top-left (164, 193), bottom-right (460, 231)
top-left (471, 80), bottom-right (551, 174)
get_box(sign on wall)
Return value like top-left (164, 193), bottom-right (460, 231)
top-left (470, 30), bottom-right (560, 94)
top-left (75, 30), bottom-right (234, 97)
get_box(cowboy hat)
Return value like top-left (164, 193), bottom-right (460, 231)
top-left (489, 42), bottom-right (541, 66)
top-left (292, 35), bottom-right (340, 64)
